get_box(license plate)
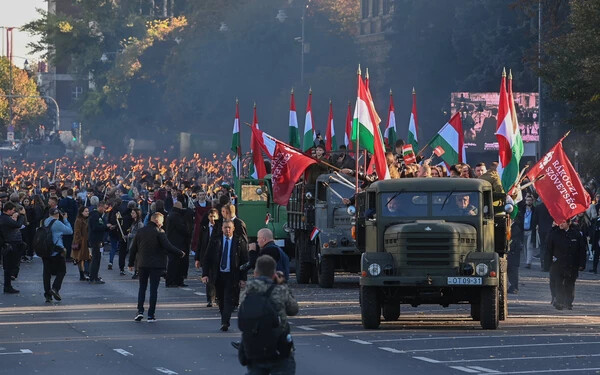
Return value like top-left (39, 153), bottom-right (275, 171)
top-left (447, 277), bottom-right (482, 285)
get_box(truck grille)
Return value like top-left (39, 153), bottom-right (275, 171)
top-left (404, 236), bottom-right (451, 266)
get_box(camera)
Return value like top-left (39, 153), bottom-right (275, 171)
top-left (239, 262), bottom-right (253, 273)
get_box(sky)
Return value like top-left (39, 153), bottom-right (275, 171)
top-left (0, 0), bottom-right (47, 65)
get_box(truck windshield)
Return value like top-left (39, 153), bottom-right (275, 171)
top-left (432, 192), bottom-right (479, 216)
top-left (381, 192), bottom-right (428, 217)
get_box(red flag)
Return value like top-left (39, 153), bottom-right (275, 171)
top-left (526, 140), bottom-right (590, 223)
top-left (325, 100), bottom-right (335, 152)
top-left (271, 142), bottom-right (317, 206)
top-left (402, 144), bottom-right (416, 165)
top-left (344, 101), bottom-right (353, 152)
top-left (250, 104), bottom-right (267, 180)
top-left (433, 146), bottom-right (445, 157)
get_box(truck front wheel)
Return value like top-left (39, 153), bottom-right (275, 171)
top-left (360, 286), bottom-right (381, 329)
top-left (382, 303), bottom-right (400, 321)
top-left (318, 255), bottom-right (335, 288)
top-left (296, 261), bottom-right (313, 284)
top-left (480, 286), bottom-right (499, 330)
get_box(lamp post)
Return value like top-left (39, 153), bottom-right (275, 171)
top-left (278, 1), bottom-right (310, 85)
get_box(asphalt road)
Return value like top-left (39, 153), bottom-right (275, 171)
top-left (1, 254), bottom-right (600, 375)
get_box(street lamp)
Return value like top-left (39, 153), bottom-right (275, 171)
top-left (278, 1), bottom-right (310, 85)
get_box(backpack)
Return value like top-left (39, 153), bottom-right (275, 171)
top-left (33, 219), bottom-right (57, 258)
top-left (238, 284), bottom-right (289, 361)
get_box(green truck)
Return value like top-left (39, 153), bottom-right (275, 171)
top-left (355, 177), bottom-right (509, 330)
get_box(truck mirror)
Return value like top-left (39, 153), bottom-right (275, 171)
top-left (347, 205), bottom-right (356, 216)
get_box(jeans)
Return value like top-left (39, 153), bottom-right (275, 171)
top-left (42, 255), bottom-right (66, 295)
top-left (90, 242), bottom-right (102, 281)
top-left (63, 234), bottom-right (73, 259)
top-left (246, 355), bottom-right (296, 375)
top-left (137, 267), bottom-right (163, 317)
top-left (109, 237), bottom-right (119, 264)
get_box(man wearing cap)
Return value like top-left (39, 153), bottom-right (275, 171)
top-left (42, 208), bottom-right (73, 302)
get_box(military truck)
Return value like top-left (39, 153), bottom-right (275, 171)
top-left (287, 173), bottom-right (361, 287)
top-left (234, 175), bottom-right (294, 261)
top-left (355, 178), bottom-right (509, 330)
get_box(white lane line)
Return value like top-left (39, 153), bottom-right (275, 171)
top-left (490, 368), bottom-right (600, 375)
top-left (439, 353), bottom-right (600, 364)
top-left (296, 326), bottom-right (316, 331)
top-left (193, 292), bottom-right (206, 296)
top-left (402, 341), bottom-right (600, 353)
top-left (369, 332), bottom-right (600, 343)
top-left (349, 339), bottom-right (372, 345)
top-left (113, 348), bottom-right (133, 357)
top-left (379, 347), bottom-right (404, 354)
top-left (321, 332), bottom-right (343, 338)
top-left (0, 349), bottom-right (33, 356)
top-left (467, 366), bottom-right (500, 373)
top-left (413, 356), bottom-right (441, 363)
top-left (155, 368), bottom-right (178, 375)
top-left (181, 288), bottom-right (193, 291)
top-left (449, 366), bottom-right (480, 373)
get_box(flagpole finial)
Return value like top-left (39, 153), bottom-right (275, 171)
top-left (329, 98), bottom-right (332, 104)
top-left (253, 102), bottom-right (256, 108)
top-left (291, 87), bottom-right (294, 94)
top-left (357, 64), bottom-right (361, 75)
top-left (309, 87), bottom-right (312, 94)
top-left (348, 100), bottom-right (351, 105)
top-left (366, 67), bottom-right (369, 79)
top-left (389, 88), bottom-right (393, 96)
top-left (235, 97), bottom-right (239, 104)
top-left (502, 67), bottom-right (506, 77)
top-left (508, 69), bottom-right (513, 80)
top-left (412, 87), bottom-right (416, 94)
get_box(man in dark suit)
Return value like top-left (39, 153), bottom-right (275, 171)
top-left (58, 189), bottom-right (78, 260)
top-left (195, 208), bottom-right (220, 306)
top-left (220, 203), bottom-right (248, 244)
top-left (202, 220), bottom-right (248, 331)
top-left (165, 202), bottom-right (193, 287)
top-left (129, 212), bottom-right (184, 322)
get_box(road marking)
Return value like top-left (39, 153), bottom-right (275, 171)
top-left (413, 356), bottom-right (441, 363)
top-left (449, 366), bottom-right (480, 373)
top-left (369, 332), bottom-right (600, 343)
top-left (402, 341), bottom-right (600, 353)
top-left (155, 368), bottom-right (178, 374)
top-left (321, 332), bottom-right (343, 338)
top-left (379, 347), bottom-right (404, 354)
top-left (349, 339), bottom-right (372, 345)
top-left (490, 368), bottom-right (600, 374)
top-left (467, 366), bottom-right (500, 373)
top-left (181, 288), bottom-right (193, 291)
top-left (193, 292), bottom-right (206, 296)
top-left (113, 348), bottom-right (133, 356)
top-left (0, 349), bottom-right (33, 356)
top-left (296, 326), bottom-right (316, 331)
top-left (438, 353), bottom-right (600, 364)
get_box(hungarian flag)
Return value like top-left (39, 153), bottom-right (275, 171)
top-left (407, 87), bottom-right (419, 152)
top-left (344, 101), bottom-right (353, 151)
top-left (496, 69), bottom-right (524, 193)
top-left (249, 104), bottom-right (267, 180)
top-left (310, 227), bottom-right (320, 241)
top-left (429, 112), bottom-right (465, 166)
top-left (526, 139), bottom-right (590, 223)
top-left (325, 100), bottom-right (337, 151)
top-left (402, 144), bottom-right (417, 165)
top-left (351, 72), bottom-right (390, 180)
top-left (251, 127), bottom-right (317, 206)
top-left (231, 99), bottom-right (241, 177)
top-left (302, 90), bottom-right (316, 152)
top-left (289, 89), bottom-right (300, 149)
top-left (384, 90), bottom-right (397, 148)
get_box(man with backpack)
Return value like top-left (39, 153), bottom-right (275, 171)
top-left (41, 208), bottom-right (73, 303)
top-left (237, 255), bottom-right (298, 374)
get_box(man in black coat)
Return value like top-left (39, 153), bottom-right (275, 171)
top-left (194, 208), bottom-right (220, 306)
top-left (88, 201), bottom-right (108, 284)
top-left (545, 220), bottom-right (588, 310)
top-left (220, 203), bottom-right (248, 245)
top-left (129, 212), bottom-right (184, 322)
top-left (1, 202), bottom-right (26, 294)
top-left (165, 202), bottom-right (193, 287)
top-left (532, 201), bottom-right (554, 271)
top-left (202, 220), bottom-right (248, 331)
top-left (58, 189), bottom-right (78, 260)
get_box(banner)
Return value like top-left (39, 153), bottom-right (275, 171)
top-left (526, 140), bottom-right (590, 223)
top-left (271, 143), bottom-right (317, 206)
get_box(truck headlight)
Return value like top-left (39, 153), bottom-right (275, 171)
top-left (368, 263), bottom-right (381, 276)
top-left (475, 263), bottom-right (489, 276)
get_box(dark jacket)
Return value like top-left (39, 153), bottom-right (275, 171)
top-left (202, 234), bottom-right (248, 284)
top-left (166, 207), bottom-right (193, 252)
top-left (545, 225), bottom-right (587, 277)
top-left (58, 197), bottom-right (78, 227)
top-left (88, 209), bottom-right (108, 245)
top-left (232, 216), bottom-right (248, 245)
top-left (532, 202), bottom-right (553, 239)
top-left (0, 213), bottom-right (25, 244)
top-left (194, 221), bottom-right (220, 263)
top-left (128, 222), bottom-right (184, 269)
top-left (248, 241), bottom-right (290, 281)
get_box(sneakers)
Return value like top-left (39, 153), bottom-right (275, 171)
top-left (220, 323), bottom-right (229, 331)
top-left (119, 270), bottom-right (126, 276)
top-left (50, 288), bottom-right (62, 301)
top-left (89, 278), bottom-right (106, 284)
top-left (108, 263), bottom-right (113, 270)
top-left (45, 294), bottom-right (52, 303)
top-left (147, 317), bottom-right (157, 323)
top-left (134, 313), bottom-right (144, 322)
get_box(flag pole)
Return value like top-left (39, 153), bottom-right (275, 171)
top-left (354, 64), bottom-right (361, 194)
top-left (236, 97), bottom-right (241, 178)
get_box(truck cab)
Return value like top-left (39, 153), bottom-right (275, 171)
top-left (356, 178), bottom-right (508, 330)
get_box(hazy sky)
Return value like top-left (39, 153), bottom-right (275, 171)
top-left (0, 0), bottom-right (47, 64)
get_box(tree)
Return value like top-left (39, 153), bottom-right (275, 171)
top-left (0, 58), bottom-right (48, 133)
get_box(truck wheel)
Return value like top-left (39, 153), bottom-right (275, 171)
top-left (480, 286), bottom-right (499, 330)
top-left (382, 303), bottom-right (400, 321)
top-left (296, 261), bottom-right (312, 284)
top-left (360, 286), bottom-right (381, 329)
top-left (318, 256), bottom-right (335, 288)
top-left (470, 303), bottom-right (480, 321)
top-left (310, 262), bottom-right (319, 284)
top-left (499, 265), bottom-right (508, 321)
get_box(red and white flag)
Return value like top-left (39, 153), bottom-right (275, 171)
top-left (344, 101), bottom-right (353, 151)
top-left (433, 146), bottom-right (445, 157)
top-left (402, 144), bottom-right (417, 165)
top-left (526, 138), bottom-right (590, 223)
top-left (325, 100), bottom-right (337, 151)
top-left (250, 104), bottom-right (267, 180)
